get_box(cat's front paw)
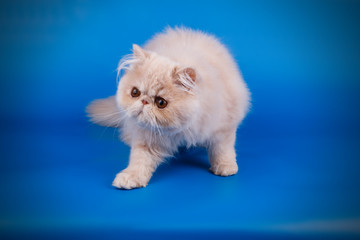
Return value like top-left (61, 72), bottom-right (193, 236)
top-left (210, 162), bottom-right (238, 176)
top-left (112, 170), bottom-right (150, 190)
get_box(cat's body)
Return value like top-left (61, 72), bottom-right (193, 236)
top-left (87, 27), bottom-right (250, 189)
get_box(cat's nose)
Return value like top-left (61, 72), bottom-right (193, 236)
top-left (141, 99), bottom-right (149, 105)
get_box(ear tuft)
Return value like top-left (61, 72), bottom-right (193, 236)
top-left (173, 67), bottom-right (197, 92)
top-left (132, 44), bottom-right (149, 59)
top-left (183, 67), bottom-right (196, 82)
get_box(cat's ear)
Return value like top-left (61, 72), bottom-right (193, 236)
top-left (172, 67), bottom-right (197, 92)
top-left (132, 44), bottom-right (149, 59)
top-left (117, 45), bottom-right (149, 77)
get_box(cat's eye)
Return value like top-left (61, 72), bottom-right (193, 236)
top-left (131, 87), bottom-right (141, 97)
top-left (155, 97), bottom-right (168, 109)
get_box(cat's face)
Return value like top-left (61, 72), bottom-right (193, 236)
top-left (116, 45), bottom-right (199, 132)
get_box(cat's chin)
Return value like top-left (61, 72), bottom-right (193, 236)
top-left (136, 119), bottom-right (153, 130)
top-left (132, 116), bottom-right (160, 131)
top-left (128, 110), bottom-right (182, 135)
top-left (133, 117), bottom-right (178, 135)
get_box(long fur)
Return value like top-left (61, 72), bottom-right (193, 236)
top-left (86, 96), bottom-right (123, 127)
top-left (87, 27), bottom-right (251, 189)
top-left (116, 53), bottom-right (139, 85)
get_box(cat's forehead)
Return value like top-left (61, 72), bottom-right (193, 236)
top-left (138, 76), bottom-right (169, 96)
top-left (126, 56), bottom-right (175, 95)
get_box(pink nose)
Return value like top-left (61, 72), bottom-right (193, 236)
top-left (141, 99), bottom-right (149, 105)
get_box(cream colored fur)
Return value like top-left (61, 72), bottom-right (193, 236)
top-left (87, 27), bottom-right (250, 189)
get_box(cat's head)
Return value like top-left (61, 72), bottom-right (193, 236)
top-left (116, 44), bottom-right (200, 132)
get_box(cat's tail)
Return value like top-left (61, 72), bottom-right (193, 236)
top-left (86, 96), bottom-right (124, 128)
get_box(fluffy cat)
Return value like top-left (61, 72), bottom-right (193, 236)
top-left (87, 27), bottom-right (250, 189)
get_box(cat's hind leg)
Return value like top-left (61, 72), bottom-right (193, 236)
top-left (208, 130), bottom-right (238, 176)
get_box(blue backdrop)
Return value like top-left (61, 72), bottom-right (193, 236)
top-left (1, 1), bottom-right (360, 239)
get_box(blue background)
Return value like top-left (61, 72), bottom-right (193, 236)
top-left (1, 0), bottom-right (360, 239)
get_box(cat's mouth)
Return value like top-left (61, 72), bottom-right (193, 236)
top-left (134, 111), bottom-right (164, 130)
top-left (131, 107), bottom-right (174, 132)
top-left (134, 110), bottom-right (149, 125)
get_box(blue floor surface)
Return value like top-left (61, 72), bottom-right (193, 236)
top-left (0, 114), bottom-right (359, 239)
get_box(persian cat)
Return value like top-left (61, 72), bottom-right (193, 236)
top-left (87, 27), bottom-right (250, 189)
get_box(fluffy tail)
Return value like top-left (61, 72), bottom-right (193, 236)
top-left (86, 96), bottom-right (123, 128)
